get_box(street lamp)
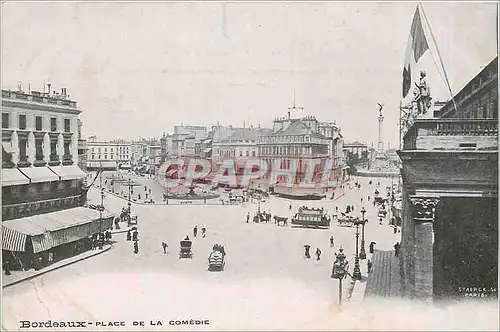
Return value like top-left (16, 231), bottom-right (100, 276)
top-left (359, 207), bottom-right (367, 260)
top-left (257, 185), bottom-right (262, 216)
top-left (331, 247), bottom-right (348, 308)
top-left (127, 178), bottom-right (132, 227)
top-left (352, 219), bottom-right (362, 280)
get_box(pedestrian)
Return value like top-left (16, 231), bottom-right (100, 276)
top-left (126, 229), bottom-right (131, 241)
top-left (331, 192), bottom-right (335, 200)
top-left (201, 227), bottom-right (206, 238)
top-left (289, 204), bottom-right (292, 211)
top-left (369, 241), bottom-right (376, 254)
top-left (351, 205), bottom-right (354, 212)
top-left (132, 230), bottom-right (138, 242)
top-left (368, 196), bottom-right (370, 202)
top-left (316, 248), bottom-right (322, 261)
top-left (367, 260), bottom-right (373, 274)
top-left (193, 225), bottom-right (198, 237)
top-left (304, 245), bottom-right (311, 259)
top-left (361, 197), bottom-right (363, 204)
top-left (335, 206), bottom-right (338, 213)
top-left (394, 242), bottom-right (401, 257)
top-left (149, 189), bottom-right (152, 195)
top-left (162, 241), bottom-right (168, 254)
top-left (145, 193), bottom-right (148, 200)
top-left (144, 186), bottom-right (147, 191)
top-left (246, 213), bottom-right (250, 223)
top-left (134, 240), bottom-right (139, 254)
top-left (330, 236), bottom-right (334, 247)
top-left (379, 218), bottom-right (383, 225)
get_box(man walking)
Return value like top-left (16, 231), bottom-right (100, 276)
top-left (316, 248), bottom-right (322, 261)
top-left (304, 245), bottom-right (311, 259)
top-left (162, 242), bottom-right (168, 254)
top-left (246, 213), bottom-right (250, 223)
top-left (134, 240), bottom-right (139, 254)
top-left (330, 236), bottom-right (334, 247)
top-left (193, 225), bottom-right (198, 238)
top-left (394, 242), bottom-right (401, 257)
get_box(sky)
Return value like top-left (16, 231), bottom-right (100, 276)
top-left (1, 1), bottom-right (497, 147)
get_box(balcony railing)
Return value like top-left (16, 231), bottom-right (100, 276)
top-left (403, 118), bottom-right (498, 151)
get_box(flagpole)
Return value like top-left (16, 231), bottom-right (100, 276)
top-left (418, 2), bottom-right (459, 114)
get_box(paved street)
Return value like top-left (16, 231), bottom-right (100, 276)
top-left (3, 177), bottom-right (404, 330)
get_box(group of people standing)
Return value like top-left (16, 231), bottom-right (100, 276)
top-left (126, 228), bottom-right (139, 253)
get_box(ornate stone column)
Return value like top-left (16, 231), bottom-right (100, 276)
top-left (410, 196), bottom-right (440, 302)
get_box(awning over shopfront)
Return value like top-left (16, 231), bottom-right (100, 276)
top-left (86, 162), bottom-right (117, 169)
top-left (2, 207), bottom-right (115, 253)
top-left (2, 168), bottom-right (30, 187)
top-left (2, 227), bottom-right (27, 252)
top-left (203, 148), bottom-right (212, 153)
top-left (18, 166), bottom-right (59, 183)
top-left (49, 165), bottom-right (86, 181)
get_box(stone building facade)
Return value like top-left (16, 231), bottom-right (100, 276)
top-left (397, 57), bottom-right (498, 301)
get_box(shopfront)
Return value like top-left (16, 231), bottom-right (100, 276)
top-left (2, 207), bottom-right (114, 271)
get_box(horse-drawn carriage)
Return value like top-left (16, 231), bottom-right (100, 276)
top-left (179, 240), bottom-right (193, 259)
top-left (337, 213), bottom-right (356, 227)
top-left (291, 207), bottom-right (330, 229)
top-left (208, 244), bottom-right (226, 271)
top-left (273, 215), bottom-right (288, 226)
top-left (373, 196), bottom-right (388, 206)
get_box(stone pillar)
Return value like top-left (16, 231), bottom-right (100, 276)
top-left (43, 133), bottom-right (50, 163)
top-left (27, 132), bottom-right (35, 165)
top-left (377, 114), bottom-right (384, 153)
top-left (410, 197), bottom-right (440, 302)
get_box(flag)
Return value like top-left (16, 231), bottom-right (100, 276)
top-left (402, 6), bottom-right (429, 98)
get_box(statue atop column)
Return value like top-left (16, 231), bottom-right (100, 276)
top-left (378, 102), bottom-right (384, 117)
top-left (413, 70), bottom-right (432, 115)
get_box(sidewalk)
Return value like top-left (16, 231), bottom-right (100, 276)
top-left (348, 257), bottom-right (369, 303)
top-left (2, 244), bottom-right (112, 288)
top-left (363, 249), bottom-right (402, 299)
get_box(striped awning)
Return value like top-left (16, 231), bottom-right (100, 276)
top-left (2, 227), bottom-right (27, 252)
top-left (2, 168), bottom-right (30, 187)
top-left (2, 207), bottom-right (115, 253)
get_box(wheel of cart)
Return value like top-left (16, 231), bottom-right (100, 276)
top-left (179, 240), bottom-right (193, 259)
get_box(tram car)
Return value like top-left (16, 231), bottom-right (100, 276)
top-left (291, 206), bottom-right (330, 229)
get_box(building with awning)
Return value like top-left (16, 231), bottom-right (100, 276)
top-left (2, 207), bottom-right (114, 253)
top-left (86, 161), bottom-right (117, 170)
top-left (2, 168), bottom-right (30, 187)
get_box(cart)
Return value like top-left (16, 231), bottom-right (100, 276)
top-left (179, 240), bottom-right (193, 259)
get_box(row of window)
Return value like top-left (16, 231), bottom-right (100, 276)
top-left (220, 150), bottom-right (257, 157)
top-left (258, 145), bottom-right (328, 156)
top-left (259, 135), bottom-right (311, 143)
top-left (17, 139), bottom-right (72, 161)
top-left (90, 147), bottom-right (130, 153)
top-left (2, 113), bottom-right (71, 132)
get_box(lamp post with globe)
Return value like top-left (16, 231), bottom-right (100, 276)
top-left (359, 206), bottom-right (367, 260)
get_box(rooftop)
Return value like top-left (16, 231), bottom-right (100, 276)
top-left (2, 89), bottom-right (78, 109)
